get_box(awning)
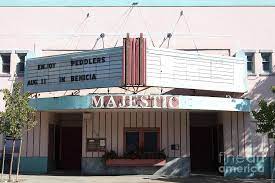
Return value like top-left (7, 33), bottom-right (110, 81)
top-left (29, 94), bottom-right (250, 112)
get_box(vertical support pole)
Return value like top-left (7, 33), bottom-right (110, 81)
top-left (8, 139), bottom-right (15, 182)
top-left (16, 139), bottom-right (22, 182)
top-left (1, 139), bottom-right (6, 182)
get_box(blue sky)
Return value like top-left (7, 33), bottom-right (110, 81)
top-left (0, 0), bottom-right (275, 7)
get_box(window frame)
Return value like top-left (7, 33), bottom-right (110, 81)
top-left (1, 53), bottom-right (11, 74)
top-left (245, 52), bottom-right (255, 74)
top-left (261, 52), bottom-right (272, 73)
top-left (123, 128), bottom-right (160, 154)
top-left (17, 52), bottom-right (27, 74)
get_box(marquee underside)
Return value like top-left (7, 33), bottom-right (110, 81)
top-left (29, 94), bottom-right (251, 112)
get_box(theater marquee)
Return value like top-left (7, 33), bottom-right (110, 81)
top-left (24, 47), bottom-right (123, 93)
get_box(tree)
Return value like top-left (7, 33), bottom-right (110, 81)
top-left (0, 82), bottom-right (37, 182)
top-left (252, 100), bottom-right (275, 137)
top-left (252, 88), bottom-right (275, 180)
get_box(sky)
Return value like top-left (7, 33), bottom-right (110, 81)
top-left (0, 0), bottom-right (275, 7)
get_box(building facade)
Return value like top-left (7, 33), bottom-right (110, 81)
top-left (0, 4), bottom-right (274, 178)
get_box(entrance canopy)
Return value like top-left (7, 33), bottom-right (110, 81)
top-left (29, 94), bottom-right (250, 112)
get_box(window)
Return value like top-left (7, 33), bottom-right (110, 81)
top-left (245, 52), bottom-right (254, 73)
top-left (125, 128), bottom-right (159, 154)
top-left (126, 131), bottom-right (140, 153)
top-left (1, 54), bottom-right (11, 74)
top-left (261, 52), bottom-right (272, 73)
top-left (144, 131), bottom-right (158, 152)
top-left (17, 53), bottom-right (27, 73)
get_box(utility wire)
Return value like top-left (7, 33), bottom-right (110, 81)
top-left (159, 11), bottom-right (183, 48)
top-left (64, 12), bottom-right (91, 49)
top-left (137, 7), bottom-right (156, 47)
top-left (91, 33), bottom-right (105, 50)
top-left (113, 6), bottom-right (134, 47)
top-left (181, 10), bottom-right (199, 51)
top-left (74, 19), bottom-right (89, 49)
top-left (171, 10), bottom-right (183, 36)
top-left (111, 6), bottom-right (133, 47)
top-left (159, 33), bottom-right (172, 48)
top-left (113, 3), bottom-right (138, 47)
top-left (91, 38), bottom-right (100, 50)
top-left (159, 10), bottom-right (198, 51)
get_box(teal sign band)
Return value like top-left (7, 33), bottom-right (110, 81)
top-left (29, 94), bottom-right (251, 112)
top-left (224, 156), bottom-right (272, 178)
top-left (1, 0), bottom-right (275, 7)
top-left (20, 157), bottom-right (48, 174)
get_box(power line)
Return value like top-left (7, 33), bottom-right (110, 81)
top-left (159, 10), bottom-right (198, 51)
top-left (64, 12), bottom-right (91, 49)
top-left (74, 19), bottom-right (90, 49)
top-left (181, 10), bottom-right (199, 51)
top-left (137, 7), bottom-right (156, 47)
top-left (110, 6), bottom-right (134, 47)
top-left (159, 10), bottom-right (183, 48)
top-left (171, 10), bottom-right (183, 36)
top-left (159, 33), bottom-right (172, 48)
top-left (113, 6), bottom-right (134, 47)
top-left (91, 33), bottom-right (105, 50)
top-left (113, 2), bottom-right (138, 47)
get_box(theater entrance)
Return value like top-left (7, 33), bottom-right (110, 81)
top-left (48, 113), bottom-right (82, 173)
top-left (190, 112), bottom-right (223, 174)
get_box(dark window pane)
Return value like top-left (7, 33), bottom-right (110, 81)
top-left (144, 132), bottom-right (158, 152)
top-left (18, 62), bottom-right (25, 72)
top-left (16, 53), bottom-right (26, 73)
top-left (2, 65), bottom-right (10, 73)
top-left (1, 54), bottom-right (11, 73)
top-left (261, 53), bottom-right (271, 62)
top-left (18, 53), bottom-right (26, 63)
top-left (247, 62), bottom-right (252, 72)
top-left (261, 53), bottom-right (271, 72)
top-left (126, 132), bottom-right (139, 153)
top-left (246, 53), bottom-right (254, 61)
top-left (2, 55), bottom-right (10, 64)
top-left (263, 62), bottom-right (270, 72)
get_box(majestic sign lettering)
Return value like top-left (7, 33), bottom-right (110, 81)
top-left (91, 95), bottom-right (179, 109)
top-left (24, 48), bottom-right (123, 93)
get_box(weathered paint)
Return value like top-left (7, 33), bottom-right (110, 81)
top-left (29, 95), bottom-right (251, 112)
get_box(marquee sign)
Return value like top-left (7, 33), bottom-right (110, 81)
top-left (24, 35), bottom-right (246, 94)
top-left (91, 95), bottom-right (179, 109)
top-left (24, 47), bottom-right (123, 93)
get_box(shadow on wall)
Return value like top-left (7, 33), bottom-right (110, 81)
top-left (244, 74), bottom-right (274, 110)
top-left (238, 74), bottom-right (275, 177)
top-left (244, 73), bottom-right (275, 157)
